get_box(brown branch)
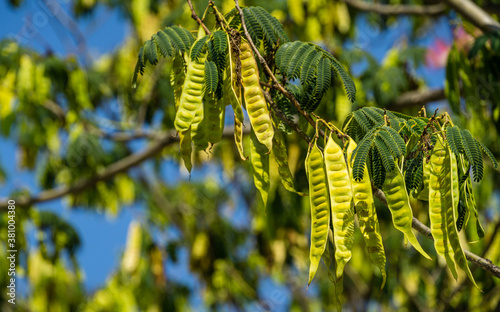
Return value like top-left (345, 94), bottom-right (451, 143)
top-left (186, 0), bottom-right (211, 35)
top-left (391, 88), bottom-right (446, 108)
top-left (441, 0), bottom-right (500, 33)
top-left (0, 127), bottom-right (244, 209)
top-left (343, 0), bottom-right (446, 16)
top-left (233, 0), bottom-right (324, 138)
top-left (372, 188), bottom-right (500, 280)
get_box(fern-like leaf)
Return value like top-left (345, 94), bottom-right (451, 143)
top-left (255, 6), bottom-right (289, 44)
top-left (318, 46), bottom-right (356, 103)
top-left (476, 139), bottom-right (498, 169)
top-left (243, 7), bottom-right (263, 45)
top-left (378, 128), bottom-right (403, 158)
top-left (313, 58), bottom-right (332, 100)
top-left (204, 60), bottom-right (218, 94)
top-left (144, 39), bottom-right (158, 65)
top-left (446, 126), bottom-right (464, 156)
top-left (252, 7), bottom-right (277, 46)
top-left (209, 30), bottom-right (228, 71)
top-left (287, 44), bottom-right (315, 80)
top-left (153, 31), bottom-right (173, 57)
top-left (190, 35), bottom-right (209, 61)
top-left (132, 46), bottom-right (145, 88)
top-left (361, 107), bottom-right (384, 125)
top-left (352, 110), bottom-right (372, 133)
top-left (461, 129), bottom-right (483, 182)
top-left (370, 149), bottom-right (386, 188)
top-left (383, 126), bottom-right (406, 156)
top-left (352, 129), bottom-right (377, 181)
top-left (374, 136), bottom-right (396, 173)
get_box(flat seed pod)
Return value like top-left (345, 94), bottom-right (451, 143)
top-left (347, 138), bottom-right (387, 288)
top-left (272, 128), bottom-right (305, 195)
top-left (179, 129), bottom-right (192, 173)
top-left (382, 167), bottom-right (432, 260)
top-left (191, 104), bottom-right (208, 151)
top-left (250, 129), bottom-right (270, 206)
top-left (240, 39), bottom-right (274, 152)
top-left (306, 139), bottom-right (330, 285)
top-left (174, 46), bottom-right (206, 132)
top-left (324, 134), bottom-right (354, 279)
top-left (428, 139), bottom-right (459, 279)
top-left (204, 96), bottom-right (225, 145)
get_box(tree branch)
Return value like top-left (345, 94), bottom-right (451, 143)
top-left (187, 0), bottom-right (211, 35)
top-left (372, 188), bottom-right (500, 280)
top-left (441, 0), bottom-right (500, 33)
top-left (233, 0), bottom-right (324, 139)
top-left (390, 88), bottom-right (446, 108)
top-left (0, 127), bottom-right (244, 209)
top-left (343, 0), bottom-right (446, 16)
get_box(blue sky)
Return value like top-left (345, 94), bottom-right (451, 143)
top-left (0, 0), bottom-right (451, 307)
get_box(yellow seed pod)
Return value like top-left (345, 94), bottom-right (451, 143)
top-left (179, 129), bottom-right (192, 173)
top-left (305, 138), bottom-right (330, 285)
top-left (250, 129), bottom-right (270, 206)
top-left (324, 134), bottom-right (354, 279)
top-left (174, 45), bottom-right (206, 132)
top-left (204, 96), bottom-right (225, 145)
top-left (239, 39), bottom-right (274, 152)
top-left (346, 138), bottom-right (387, 288)
top-left (122, 221), bottom-right (142, 274)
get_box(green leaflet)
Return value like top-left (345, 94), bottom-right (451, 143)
top-left (382, 167), bottom-right (432, 260)
top-left (428, 138), bottom-right (459, 279)
top-left (346, 138), bottom-right (386, 288)
top-left (324, 134), bottom-right (355, 280)
top-left (305, 138), bottom-right (330, 285)
top-left (272, 128), bottom-right (305, 196)
top-left (250, 129), bottom-right (270, 206)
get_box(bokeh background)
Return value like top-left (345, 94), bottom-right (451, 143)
top-left (0, 0), bottom-right (499, 311)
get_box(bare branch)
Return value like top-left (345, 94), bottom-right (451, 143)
top-left (372, 188), bottom-right (500, 280)
top-left (186, 0), bottom-right (211, 35)
top-left (391, 88), bottom-right (446, 108)
top-left (441, 0), bottom-right (500, 33)
top-left (343, 0), bottom-right (446, 16)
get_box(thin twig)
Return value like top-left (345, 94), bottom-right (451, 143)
top-left (233, 0), bottom-right (324, 138)
top-left (187, 0), bottom-right (211, 35)
top-left (343, 0), bottom-right (446, 16)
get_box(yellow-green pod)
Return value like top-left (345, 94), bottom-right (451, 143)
top-left (174, 47), bottom-right (206, 132)
top-left (346, 138), bottom-right (387, 288)
top-left (428, 139), bottom-right (459, 279)
top-left (171, 55), bottom-right (185, 111)
top-left (416, 159), bottom-right (430, 201)
top-left (234, 114), bottom-right (246, 160)
top-left (191, 104), bottom-right (208, 151)
top-left (250, 129), bottom-right (270, 206)
top-left (272, 128), bottom-right (305, 195)
top-left (382, 168), bottom-right (432, 260)
top-left (225, 38), bottom-right (245, 123)
top-left (324, 134), bottom-right (355, 280)
top-left (204, 96), bottom-right (225, 145)
top-left (305, 139), bottom-right (330, 285)
top-left (240, 39), bottom-right (274, 152)
top-left (122, 221), bottom-right (142, 274)
top-left (179, 129), bottom-right (192, 173)
top-left (445, 145), bottom-right (478, 288)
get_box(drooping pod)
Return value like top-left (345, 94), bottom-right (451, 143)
top-left (346, 138), bottom-right (387, 288)
top-left (191, 104), bottom-right (208, 151)
top-left (122, 221), bottom-right (142, 274)
top-left (250, 129), bottom-right (270, 206)
top-left (324, 134), bottom-right (354, 279)
top-left (174, 40), bottom-right (207, 132)
top-left (223, 67), bottom-right (246, 159)
top-left (428, 138), bottom-right (459, 279)
top-left (239, 39), bottom-right (274, 152)
top-left (272, 126), bottom-right (304, 195)
top-left (382, 167), bottom-right (432, 260)
top-left (305, 138), bottom-right (330, 285)
top-left (204, 95), bottom-right (225, 145)
top-left (179, 129), bottom-right (192, 173)
top-left (170, 55), bottom-right (185, 111)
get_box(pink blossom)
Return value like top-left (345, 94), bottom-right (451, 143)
top-left (426, 38), bottom-right (450, 69)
